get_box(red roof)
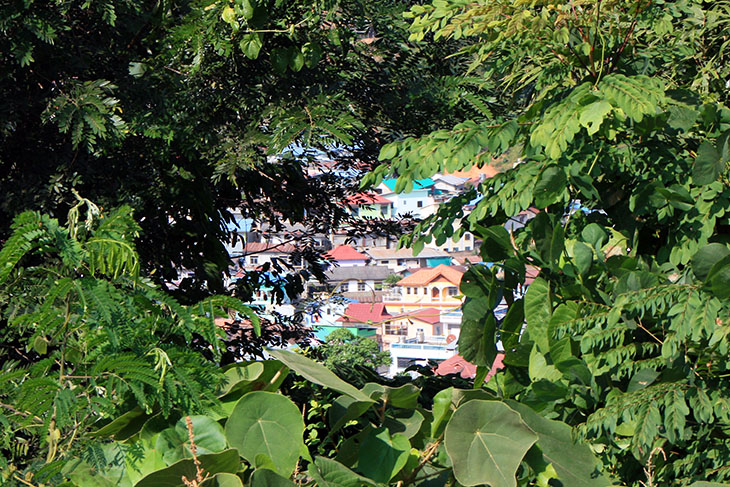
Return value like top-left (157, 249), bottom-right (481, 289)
top-left (393, 307), bottom-right (441, 325)
top-left (324, 245), bottom-right (369, 262)
top-left (346, 192), bottom-right (392, 206)
top-left (337, 303), bottom-right (391, 325)
top-left (434, 353), bottom-right (504, 380)
top-left (244, 242), bottom-right (298, 253)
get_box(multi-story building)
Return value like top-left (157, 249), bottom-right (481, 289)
top-left (383, 264), bottom-right (464, 314)
top-left (375, 178), bottom-right (437, 218)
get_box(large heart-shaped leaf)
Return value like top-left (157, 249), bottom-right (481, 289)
top-left (444, 400), bottom-right (537, 487)
top-left (505, 401), bottom-right (613, 487)
top-left (224, 392), bottom-right (304, 476)
top-left (357, 427), bottom-right (410, 483)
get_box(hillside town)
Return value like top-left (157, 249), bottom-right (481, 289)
top-left (221, 165), bottom-right (536, 377)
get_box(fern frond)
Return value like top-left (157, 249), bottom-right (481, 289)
top-left (0, 211), bottom-right (44, 283)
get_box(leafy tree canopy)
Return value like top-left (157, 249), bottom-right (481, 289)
top-left (320, 328), bottom-right (392, 371)
top-left (0, 0), bottom-right (467, 299)
top-left (370, 0), bottom-right (730, 484)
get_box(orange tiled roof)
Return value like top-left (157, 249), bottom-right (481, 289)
top-left (397, 264), bottom-right (463, 286)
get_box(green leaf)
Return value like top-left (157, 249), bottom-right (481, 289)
top-left (459, 310), bottom-right (497, 367)
top-left (224, 391), bottom-right (304, 476)
top-left (573, 241), bottom-right (593, 275)
top-left (474, 224), bottom-right (513, 261)
top-left (693, 141), bottom-right (724, 185)
top-left (301, 42), bottom-right (322, 68)
top-left (266, 349), bottom-right (373, 403)
top-left (240, 0), bottom-right (255, 20)
top-left (240, 33), bottom-right (263, 59)
top-left (270, 48), bottom-right (290, 74)
top-left (328, 395), bottom-right (371, 432)
top-left (505, 401), bottom-right (613, 487)
top-left (63, 444), bottom-right (133, 487)
top-left (534, 166), bottom-right (567, 208)
top-left (135, 450), bottom-right (240, 487)
top-left (444, 400), bottom-right (538, 487)
top-left (581, 223), bottom-right (608, 250)
top-left (667, 105), bottom-right (699, 132)
top-left (249, 469), bottom-right (294, 487)
top-left (308, 456), bottom-right (375, 487)
top-left (524, 278), bottom-right (551, 352)
top-left (710, 263), bottom-right (730, 299)
top-left (92, 407), bottom-right (152, 440)
top-left (693, 243), bottom-right (730, 281)
top-left (221, 6), bottom-right (238, 26)
top-left (357, 428), bottom-right (410, 483)
top-left (289, 49), bottom-right (304, 72)
top-left (431, 387), bottom-right (455, 438)
top-left (156, 416), bottom-right (226, 465)
top-left (380, 384), bottom-right (421, 409)
top-left (579, 101), bottom-right (612, 135)
top-left (383, 409), bottom-right (425, 439)
top-left (501, 299), bottom-right (524, 352)
top-left (219, 362), bottom-right (264, 396)
top-left (203, 473), bottom-right (243, 487)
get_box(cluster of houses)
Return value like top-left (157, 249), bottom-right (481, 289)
top-left (222, 166), bottom-right (533, 377)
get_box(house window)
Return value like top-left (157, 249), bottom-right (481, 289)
top-left (448, 286), bottom-right (459, 296)
top-left (250, 256), bottom-right (258, 264)
top-left (397, 259), bottom-right (404, 265)
top-left (358, 282), bottom-right (366, 292)
top-left (465, 246), bottom-right (471, 251)
top-left (339, 283), bottom-right (350, 292)
top-left (382, 260), bottom-right (389, 265)
top-left (417, 201), bottom-right (423, 208)
top-left (406, 287), bottom-right (411, 295)
top-left (465, 233), bottom-right (472, 241)
top-left (423, 287), bottom-right (428, 295)
top-left (385, 323), bottom-right (407, 336)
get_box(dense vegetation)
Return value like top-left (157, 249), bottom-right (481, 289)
top-left (1, 0), bottom-right (730, 486)
top-left (373, 0), bottom-right (730, 484)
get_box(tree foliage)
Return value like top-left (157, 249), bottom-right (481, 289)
top-left (370, 0), bottom-right (730, 484)
top-left (320, 328), bottom-right (392, 371)
top-left (0, 202), bottom-right (256, 481)
top-left (38, 349), bottom-right (619, 487)
top-left (0, 0), bottom-right (467, 298)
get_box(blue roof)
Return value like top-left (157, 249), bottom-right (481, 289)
top-left (382, 178), bottom-right (434, 192)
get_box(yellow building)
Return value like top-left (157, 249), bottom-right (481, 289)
top-left (383, 265), bottom-right (463, 314)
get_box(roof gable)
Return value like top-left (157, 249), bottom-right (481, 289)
top-left (397, 264), bottom-right (463, 286)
